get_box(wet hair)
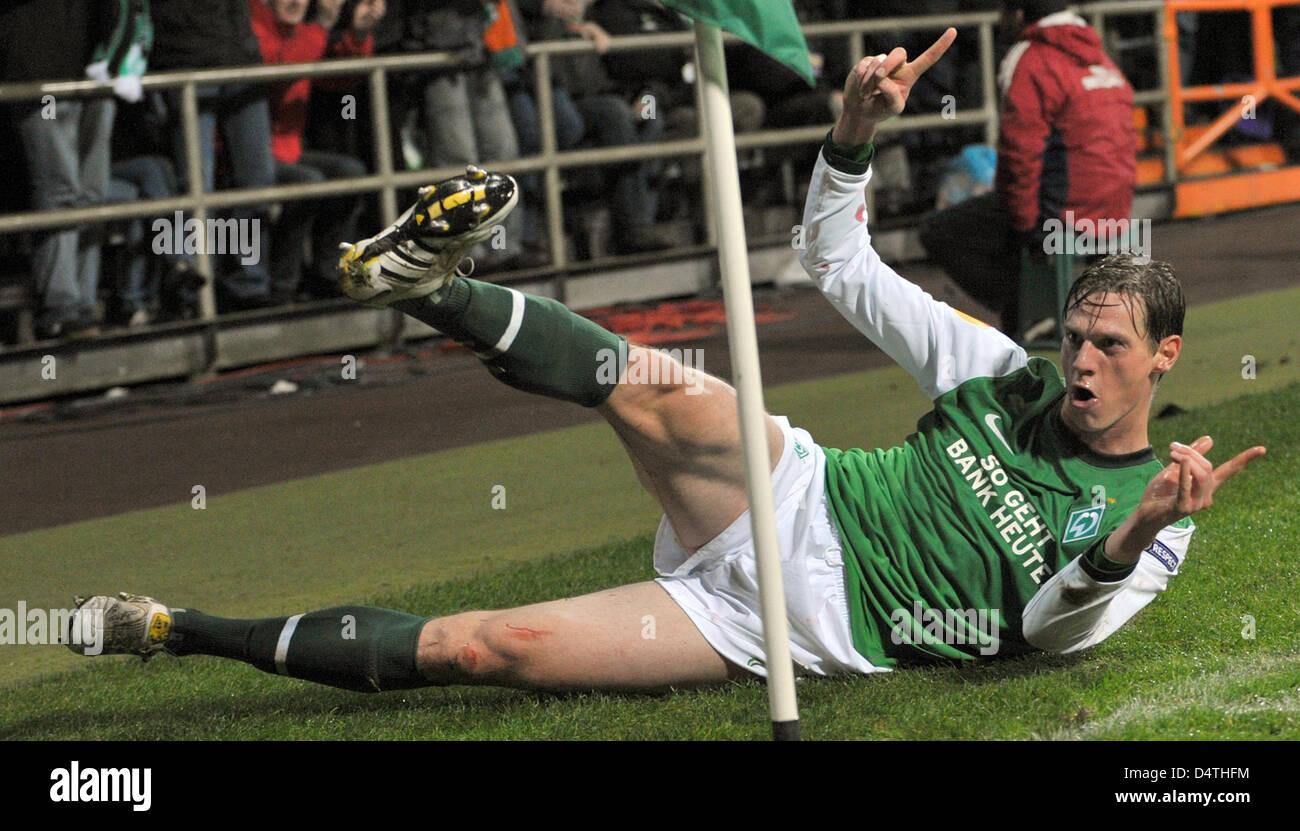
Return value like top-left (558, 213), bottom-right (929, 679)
top-left (1063, 254), bottom-right (1185, 352)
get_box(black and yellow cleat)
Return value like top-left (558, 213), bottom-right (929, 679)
top-left (66, 592), bottom-right (173, 660)
top-left (338, 165), bottom-right (518, 308)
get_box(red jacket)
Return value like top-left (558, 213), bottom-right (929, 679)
top-left (995, 12), bottom-right (1136, 233)
top-left (248, 0), bottom-right (372, 164)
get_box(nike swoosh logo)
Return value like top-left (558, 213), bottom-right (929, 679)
top-left (985, 413), bottom-right (1014, 454)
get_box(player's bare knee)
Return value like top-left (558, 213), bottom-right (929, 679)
top-left (612, 350), bottom-right (727, 436)
top-left (474, 615), bottom-right (555, 681)
top-left (618, 346), bottom-right (710, 407)
top-left (417, 614), bottom-right (502, 683)
top-left (415, 617), bottom-right (453, 673)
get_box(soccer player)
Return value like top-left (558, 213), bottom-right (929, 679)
top-left (69, 30), bottom-right (1264, 694)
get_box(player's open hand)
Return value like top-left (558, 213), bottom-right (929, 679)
top-left (1136, 435), bottom-right (1266, 529)
top-left (832, 27), bottom-right (957, 147)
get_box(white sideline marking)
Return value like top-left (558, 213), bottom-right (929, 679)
top-left (1042, 654), bottom-right (1300, 739)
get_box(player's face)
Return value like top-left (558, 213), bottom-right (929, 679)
top-left (1058, 291), bottom-right (1180, 454)
top-left (271, 0), bottom-right (310, 25)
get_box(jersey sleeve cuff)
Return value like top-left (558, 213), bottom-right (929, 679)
top-left (1079, 534), bottom-right (1138, 583)
top-left (823, 130), bottom-right (874, 175)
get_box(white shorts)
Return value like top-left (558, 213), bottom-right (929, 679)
top-left (654, 416), bottom-right (885, 679)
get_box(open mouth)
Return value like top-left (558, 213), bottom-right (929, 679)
top-left (1070, 384), bottom-right (1098, 406)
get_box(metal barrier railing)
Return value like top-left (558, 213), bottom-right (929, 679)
top-left (1165, 0), bottom-right (1300, 171)
top-left (0, 2), bottom-right (1170, 330)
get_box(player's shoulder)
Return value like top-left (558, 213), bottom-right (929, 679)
top-left (956, 355), bottom-right (1064, 413)
top-left (923, 356), bottom-right (1063, 452)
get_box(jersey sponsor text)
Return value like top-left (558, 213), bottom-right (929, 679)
top-left (946, 437), bottom-right (1055, 583)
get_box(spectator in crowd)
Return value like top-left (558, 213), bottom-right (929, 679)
top-left (589, 0), bottom-right (764, 143)
top-left (381, 0), bottom-right (526, 265)
top-left (306, 0), bottom-right (382, 173)
top-left (0, 1), bottom-right (141, 339)
top-left (919, 0), bottom-right (1137, 336)
top-left (855, 0), bottom-right (975, 213)
top-left (480, 0), bottom-right (552, 267)
top-left (366, 0), bottom-right (423, 165)
top-left (510, 0), bottom-right (672, 256)
top-left (724, 0), bottom-right (851, 203)
top-left (149, 0), bottom-right (280, 311)
top-left (867, 1), bottom-right (964, 112)
top-left (250, 0), bottom-right (382, 300)
top-left (108, 93), bottom-right (203, 326)
top-left (591, 0), bottom-right (844, 221)
top-left (724, 0), bottom-right (848, 131)
top-left (589, 0), bottom-right (763, 231)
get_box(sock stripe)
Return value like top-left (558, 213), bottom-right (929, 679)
top-left (274, 613), bottom-right (304, 676)
top-left (487, 288), bottom-right (526, 357)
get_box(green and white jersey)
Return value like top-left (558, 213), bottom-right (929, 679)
top-left (799, 150), bottom-right (1194, 667)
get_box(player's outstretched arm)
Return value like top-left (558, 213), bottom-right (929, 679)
top-left (800, 29), bottom-right (1027, 400)
top-left (1023, 436), bottom-right (1267, 654)
top-left (1104, 435), bottom-right (1266, 565)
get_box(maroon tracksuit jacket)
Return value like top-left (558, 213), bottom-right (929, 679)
top-left (995, 12), bottom-right (1137, 233)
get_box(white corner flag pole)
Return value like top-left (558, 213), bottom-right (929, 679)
top-left (694, 21), bottom-right (801, 741)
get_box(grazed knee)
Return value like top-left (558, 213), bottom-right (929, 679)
top-left (417, 614), bottom-right (494, 683)
top-left (416, 613), bottom-right (553, 685)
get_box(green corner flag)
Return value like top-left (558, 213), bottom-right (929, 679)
top-left (662, 0), bottom-right (816, 87)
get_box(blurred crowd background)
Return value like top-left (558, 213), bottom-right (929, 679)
top-left (0, 0), bottom-right (1295, 343)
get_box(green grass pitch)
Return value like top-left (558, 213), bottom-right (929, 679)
top-left (1, 288), bottom-right (1297, 739)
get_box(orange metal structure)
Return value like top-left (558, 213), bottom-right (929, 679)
top-left (1164, 0), bottom-right (1300, 215)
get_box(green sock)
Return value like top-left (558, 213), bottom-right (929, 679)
top-left (392, 278), bottom-right (626, 407)
top-left (169, 606), bottom-right (432, 693)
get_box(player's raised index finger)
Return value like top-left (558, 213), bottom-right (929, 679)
top-left (1213, 445), bottom-right (1267, 484)
top-left (908, 27), bottom-right (958, 76)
